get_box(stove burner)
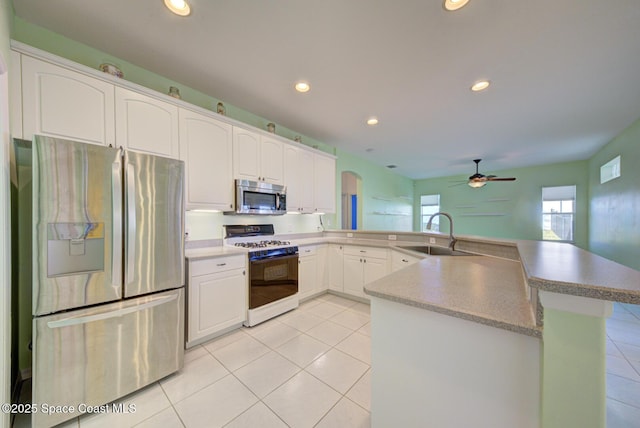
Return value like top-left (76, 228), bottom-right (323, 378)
top-left (234, 240), bottom-right (291, 249)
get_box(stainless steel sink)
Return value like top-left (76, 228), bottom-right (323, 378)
top-left (398, 245), bottom-right (475, 256)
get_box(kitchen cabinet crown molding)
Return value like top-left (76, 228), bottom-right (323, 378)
top-left (11, 40), bottom-right (336, 160)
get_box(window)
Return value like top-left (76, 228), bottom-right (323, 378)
top-left (421, 194), bottom-right (440, 232)
top-left (542, 186), bottom-right (576, 242)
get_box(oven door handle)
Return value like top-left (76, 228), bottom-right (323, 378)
top-left (250, 254), bottom-right (299, 264)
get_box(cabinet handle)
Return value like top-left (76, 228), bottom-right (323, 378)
top-left (230, 204), bottom-right (233, 209)
top-left (402, 259), bottom-right (408, 262)
top-left (243, 270), bottom-right (246, 275)
top-left (364, 259), bottom-right (367, 263)
top-left (360, 250), bottom-right (366, 253)
top-left (217, 263), bottom-right (226, 267)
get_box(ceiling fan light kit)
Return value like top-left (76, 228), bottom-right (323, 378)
top-left (467, 159), bottom-right (516, 188)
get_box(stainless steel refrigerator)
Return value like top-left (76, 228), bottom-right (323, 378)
top-left (14, 135), bottom-right (185, 428)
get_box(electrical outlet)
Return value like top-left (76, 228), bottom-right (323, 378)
top-left (347, 233), bottom-right (354, 238)
top-left (429, 237), bottom-right (436, 244)
top-left (388, 235), bottom-right (397, 241)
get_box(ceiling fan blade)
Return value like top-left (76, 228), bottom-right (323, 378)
top-left (487, 177), bottom-right (516, 181)
top-left (448, 182), bottom-right (467, 187)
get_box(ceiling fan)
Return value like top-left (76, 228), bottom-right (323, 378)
top-left (467, 159), bottom-right (516, 188)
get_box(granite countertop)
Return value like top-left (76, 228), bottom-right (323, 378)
top-left (184, 232), bottom-right (640, 337)
top-left (185, 246), bottom-right (247, 260)
top-left (364, 254), bottom-right (541, 338)
top-left (517, 240), bottom-right (640, 304)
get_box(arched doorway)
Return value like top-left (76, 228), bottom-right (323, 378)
top-left (341, 171), bottom-right (362, 230)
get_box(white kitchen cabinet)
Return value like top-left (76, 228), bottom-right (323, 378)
top-left (115, 87), bottom-right (179, 158)
top-left (186, 255), bottom-right (247, 347)
top-left (21, 55), bottom-right (115, 146)
top-left (179, 109), bottom-right (234, 211)
top-left (298, 245), bottom-right (320, 301)
top-left (233, 127), bottom-right (284, 184)
top-left (313, 153), bottom-right (336, 214)
top-left (328, 244), bottom-right (344, 292)
top-left (343, 246), bottom-right (389, 300)
top-left (284, 144), bottom-right (314, 212)
top-left (391, 250), bottom-right (422, 272)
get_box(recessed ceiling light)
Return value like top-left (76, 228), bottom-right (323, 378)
top-left (164, 0), bottom-right (191, 16)
top-left (367, 118), bottom-right (379, 126)
top-left (471, 80), bottom-right (490, 92)
top-left (295, 82), bottom-right (310, 93)
top-left (386, 165), bottom-right (397, 169)
top-left (443, 0), bottom-right (470, 11)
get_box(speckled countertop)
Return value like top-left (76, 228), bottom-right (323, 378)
top-left (517, 240), bottom-right (640, 304)
top-left (184, 231), bottom-right (640, 337)
top-left (364, 254), bottom-right (541, 338)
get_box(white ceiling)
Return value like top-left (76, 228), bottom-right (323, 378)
top-left (12, 0), bottom-right (640, 179)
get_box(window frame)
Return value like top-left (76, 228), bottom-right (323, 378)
top-left (542, 185), bottom-right (576, 243)
top-left (421, 194), bottom-right (441, 232)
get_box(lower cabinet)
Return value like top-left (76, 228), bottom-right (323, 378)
top-left (186, 255), bottom-right (247, 347)
top-left (343, 246), bottom-right (389, 300)
top-left (391, 250), bottom-right (422, 272)
top-left (328, 244), bottom-right (344, 292)
top-left (298, 245), bottom-right (319, 301)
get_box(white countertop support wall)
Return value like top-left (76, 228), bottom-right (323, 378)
top-left (370, 297), bottom-right (541, 428)
top-left (539, 291), bottom-right (613, 428)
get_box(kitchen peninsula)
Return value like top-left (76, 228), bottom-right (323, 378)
top-left (362, 234), bottom-right (640, 428)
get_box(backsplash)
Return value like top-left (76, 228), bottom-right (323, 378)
top-left (185, 211), bottom-right (332, 242)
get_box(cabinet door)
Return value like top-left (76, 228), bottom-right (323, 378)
top-left (22, 55), bottom-right (115, 146)
top-left (363, 256), bottom-right (388, 285)
top-left (115, 87), bottom-right (179, 158)
top-left (179, 109), bottom-right (234, 211)
top-left (391, 251), bottom-right (421, 272)
top-left (328, 245), bottom-right (344, 292)
top-left (188, 268), bottom-right (246, 345)
top-left (233, 127), bottom-right (260, 181)
top-left (314, 154), bottom-right (336, 213)
top-left (343, 254), bottom-right (365, 298)
top-left (260, 136), bottom-right (284, 184)
top-left (298, 253), bottom-right (318, 301)
top-left (284, 145), bottom-right (301, 211)
top-left (298, 149), bottom-right (315, 212)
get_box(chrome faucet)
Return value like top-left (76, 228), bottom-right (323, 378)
top-left (426, 212), bottom-right (457, 250)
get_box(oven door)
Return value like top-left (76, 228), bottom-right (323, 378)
top-left (249, 254), bottom-right (298, 309)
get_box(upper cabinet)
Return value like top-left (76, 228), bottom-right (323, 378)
top-left (233, 127), bottom-right (284, 185)
top-left (179, 108), bottom-right (234, 211)
top-left (314, 153), bottom-right (336, 214)
top-left (284, 145), bottom-right (336, 214)
top-left (284, 144), bottom-right (314, 213)
top-left (115, 87), bottom-right (179, 158)
top-left (21, 55), bottom-right (115, 146)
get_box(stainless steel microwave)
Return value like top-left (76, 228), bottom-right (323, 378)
top-left (233, 179), bottom-right (287, 215)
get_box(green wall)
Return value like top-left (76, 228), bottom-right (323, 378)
top-left (588, 117), bottom-right (640, 271)
top-left (413, 161), bottom-right (589, 250)
top-left (335, 148), bottom-right (414, 231)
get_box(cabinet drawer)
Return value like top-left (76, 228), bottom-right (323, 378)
top-left (299, 245), bottom-right (317, 257)
top-left (343, 246), bottom-right (388, 259)
top-left (190, 255), bottom-right (246, 277)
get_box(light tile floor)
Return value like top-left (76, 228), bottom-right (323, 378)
top-left (606, 302), bottom-right (640, 428)
top-left (14, 297), bottom-right (640, 427)
top-left (21, 294), bottom-right (372, 428)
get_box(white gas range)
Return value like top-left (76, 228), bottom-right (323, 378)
top-left (224, 224), bottom-right (299, 326)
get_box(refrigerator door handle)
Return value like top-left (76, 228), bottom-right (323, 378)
top-left (126, 162), bottom-right (136, 285)
top-left (112, 158), bottom-right (123, 286)
top-left (46, 293), bottom-right (178, 329)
